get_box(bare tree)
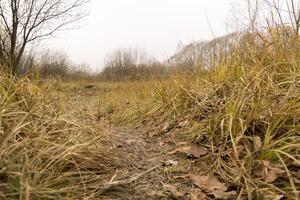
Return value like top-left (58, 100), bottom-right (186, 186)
top-left (39, 50), bottom-right (70, 78)
top-left (101, 48), bottom-right (166, 81)
top-left (267, 0), bottom-right (300, 35)
top-left (0, 0), bottom-right (89, 74)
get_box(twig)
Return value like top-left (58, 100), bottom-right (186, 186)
top-left (93, 164), bottom-right (162, 197)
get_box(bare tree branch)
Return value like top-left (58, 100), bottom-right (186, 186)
top-left (0, 0), bottom-right (89, 74)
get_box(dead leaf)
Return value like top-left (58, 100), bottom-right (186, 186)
top-left (189, 145), bottom-right (208, 158)
top-left (294, 178), bottom-right (300, 184)
top-left (163, 183), bottom-right (184, 200)
top-left (264, 194), bottom-right (284, 200)
top-left (168, 145), bottom-right (208, 158)
top-left (189, 174), bottom-right (236, 199)
top-left (265, 170), bottom-right (282, 183)
top-left (212, 190), bottom-right (237, 199)
top-left (148, 191), bottom-right (168, 198)
top-left (263, 161), bottom-right (285, 183)
top-left (159, 141), bottom-right (165, 146)
top-left (189, 189), bottom-right (205, 200)
top-left (189, 174), bottom-right (227, 192)
top-left (169, 147), bottom-right (190, 155)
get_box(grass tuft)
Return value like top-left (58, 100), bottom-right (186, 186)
top-left (0, 73), bottom-right (115, 199)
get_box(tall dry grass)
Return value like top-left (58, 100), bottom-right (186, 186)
top-left (96, 28), bottom-right (300, 198)
top-left (0, 72), bottom-right (115, 199)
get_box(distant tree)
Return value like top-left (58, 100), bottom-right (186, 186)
top-left (39, 50), bottom-right (70, 78)
top-left (0, 0), bottom-right (89, 74)
top-left (18, 51), bottom-right (36, 74)
top-left (101, 48), bottom-right (166, 81)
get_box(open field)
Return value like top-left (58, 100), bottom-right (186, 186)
top-left (6, 56), bottom-right (297, 199)
top-left (89, 61), bottom-right (300, 199)
top-left (0, 1), bottom-right (300, 199)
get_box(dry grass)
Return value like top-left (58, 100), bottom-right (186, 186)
top-left (0, 72), bottom-right (115, 199)
top-left (95, 32), bottom-right (300, 199)
top-left (1, 21), bottom-right (300, 200)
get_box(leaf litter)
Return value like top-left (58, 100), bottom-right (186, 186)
top-left (162, 183), bottom-right (185, 200)
top-left (189, 173), bottom-right (237, 199)
top-left (168, 144), bottom-right (208, 158)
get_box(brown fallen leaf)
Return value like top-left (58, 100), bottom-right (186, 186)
top-left (189, 189), bottom-right (205, 200)
top-left (169, 146), bottom-right (190, 155)
top-left (212, 189), bottom-right (237, 199)
top-left (263, 161), bottom-right (285, 183)
top-left (163, 183), bottom-right (184, 200)
top-left (148, 191), bottom-right (168, 198)
top-left (169, 145), bottom-right (208, 158)
top-left (189, 174), bottom-right (227, 192)
top-left (265, 169), bottom-right (283, 183)
top-left (189, 174), bottom-right (236, 199)
top-left (294, 178), bottom-right (300, 184)
top-left (263, 194), bottom-right (284, 200)
top-left (190, 145), bottom-right (208, 158)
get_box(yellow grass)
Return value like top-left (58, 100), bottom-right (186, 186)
top-left (0, 73), bottom-right (116, 199)
top-left (90, 32), bottom-right (300, 199)
top-left (1, 28), bottom-right (300, 199)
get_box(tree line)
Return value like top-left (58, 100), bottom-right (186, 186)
top-left (0, 0), bottom-right (299, 81)
top-left (98, 48), bottom-right (168, 81)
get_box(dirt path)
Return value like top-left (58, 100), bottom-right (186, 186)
top-left (102, 127), bottom-right (173, 199)
top-left (102, 121), bottom-right (203, 200)
top-left (61, 82), bottom-right (300, 200)
top-left (66, 88), bottom-right (188, 199)
top-left (66, 87), bottom-right (212, 200)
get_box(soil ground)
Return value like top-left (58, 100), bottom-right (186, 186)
top-left (66, 86), bottom-right (202, 200)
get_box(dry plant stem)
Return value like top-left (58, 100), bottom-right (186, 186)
top-left (0, 113), bottom-right (29, 149)
top-left (91, 164), bottom-right (162, 197)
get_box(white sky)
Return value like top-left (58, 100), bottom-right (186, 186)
top-left (48, 0), bottom-right (233, 71)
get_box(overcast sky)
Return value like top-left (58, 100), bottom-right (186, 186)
top-left (48, 0), bottom-right (234, 71)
